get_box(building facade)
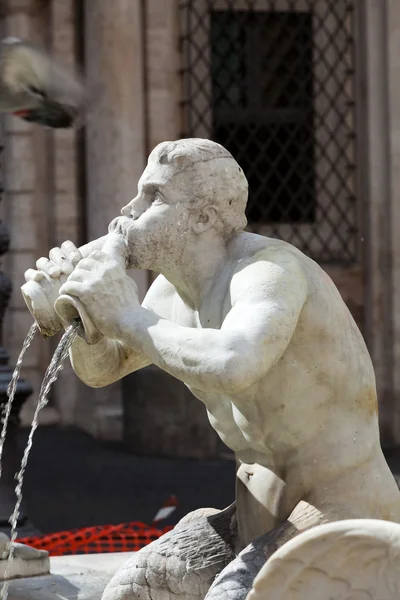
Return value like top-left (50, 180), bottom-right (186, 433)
top-left (1, 0), bottom-right (400, 449)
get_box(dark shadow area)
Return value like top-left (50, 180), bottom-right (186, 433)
top-left (14, 425), bottom-right (400, 537)
top-left (17, 425), bottom-right (236, 534)
top-left (381, 447), bottom-right (400, 484)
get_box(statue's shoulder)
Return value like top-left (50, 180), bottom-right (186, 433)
top-left (228, 234), bottom-right (309, 306)
top-left (230, 233), bottom-right (306, 276)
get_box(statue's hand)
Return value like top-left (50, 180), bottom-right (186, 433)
top-left (24, 241), bottom-right (82, 284)
top-left (58, 250), bottom-right (140, 340)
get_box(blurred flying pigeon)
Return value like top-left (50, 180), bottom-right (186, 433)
top-left (0, 37), bottom-right (85, 128)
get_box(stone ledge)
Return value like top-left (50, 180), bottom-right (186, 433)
top-left (0, 555), bottom-right (49, 581)
top-left (0, 552), bottom-right (134, 599)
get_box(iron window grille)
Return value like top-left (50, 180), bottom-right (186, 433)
top-left (179, 0), bottom-right (358, 263)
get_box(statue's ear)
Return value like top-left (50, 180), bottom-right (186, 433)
top-left (191, 205), bottom-right (219, 234)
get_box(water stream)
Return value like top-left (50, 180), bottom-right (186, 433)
top-left (0, 322), bottom-right (38, 482)
top-left (0, 321), bottom-right (79, 598)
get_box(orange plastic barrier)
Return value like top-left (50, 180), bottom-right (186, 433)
top-left (17, 522), bottom-right (172, 556)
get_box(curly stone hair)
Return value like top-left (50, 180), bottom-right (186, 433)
top-left (150, 138), bottom-right (249, 239)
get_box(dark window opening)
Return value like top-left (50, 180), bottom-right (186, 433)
top-left (210, 11), bottom-right (315, 224)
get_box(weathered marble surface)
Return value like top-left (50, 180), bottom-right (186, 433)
top-left (0, 552), bottom-right (134, 599)
top-left (0, 533), bottom-right (49, 582)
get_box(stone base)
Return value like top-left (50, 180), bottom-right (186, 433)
top-left (0, 538), bottom-right (49, 581)
top-left (0, 552), bottom-right (134, 599)
top-left (0, 554), bottom-right (50, 581)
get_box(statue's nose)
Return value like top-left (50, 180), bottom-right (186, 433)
top-left (121, 196), bottom-right (148, 219)
top-left (120, 204), bottom-right (132, 217)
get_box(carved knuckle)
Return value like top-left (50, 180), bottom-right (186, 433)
top-left (61, 240), bottom-right (75, 249)
top-left (78, 258), bottom-right (91, 270)
top-left (90, 250), bottom-right (105, 260)
top-left (24, 268), bottom-right (43, 282)
top-left (61, 241), bottom-right (82, 264)
top-left (80, 282), bottom-right (91, 296)
top-left (35, 256), bottom-right (47, 269)
top-left (86, 274), bottom-right (103, 290)
top-left (60, 241), bottom-right (74, 254)
top-left (103, 263), bottom-right (116, 277)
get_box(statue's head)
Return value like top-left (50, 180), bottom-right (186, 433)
top-left (110, 138), bottom-right (248, 270)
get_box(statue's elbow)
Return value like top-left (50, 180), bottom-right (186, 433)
top-left (221, 372), bottom-right (259, 395)
top-left (218, 354), bottom-right (260, 394)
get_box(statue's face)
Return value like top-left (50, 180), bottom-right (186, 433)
top-left (110, 157), bottom-right (193, 270)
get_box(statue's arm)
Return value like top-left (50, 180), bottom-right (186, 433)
top-left (69, 274), bottom-right (174, 387)
top-left (117, 251), bottom-right (308, 394)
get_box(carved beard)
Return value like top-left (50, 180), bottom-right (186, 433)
top-left (108, 215), bottom-right (183, 272)
top-left (108, 217), bottom-right (150, 270)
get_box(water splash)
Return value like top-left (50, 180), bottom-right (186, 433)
top-left (0, 321), bottom-right (79, 598)
top-left (0, 322), bottom-right (38, 483)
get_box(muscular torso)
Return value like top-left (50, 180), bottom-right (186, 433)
top-left (146, 233), bottom-right (400, 542)
top-left (153, 233), bottom-right (378, 469)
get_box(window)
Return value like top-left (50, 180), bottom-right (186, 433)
top-left (180, 1), bottom-right (357, 263)
top-left (211, 11), bottom-right (315, 224)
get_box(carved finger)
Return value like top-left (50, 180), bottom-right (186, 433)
top-left (88, 251), bottom-right (125, 273)
top-left (66, 269), bottom-right (91, 284)
top-left (60, 240), bottom-right (82, 266)
top-left (49, 247), bottom-right (74, 275)
top-left (36, 257), bottom-right (62, 278)
top-left (75, 257), bottom-right (99, 271)
top-left (24, 268), bottom-right (44, 283)
top-left (59, 280), bottom-right (87, 298)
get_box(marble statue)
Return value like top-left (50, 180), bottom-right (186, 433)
top-left (23, 138), bottom-right (400, 599)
